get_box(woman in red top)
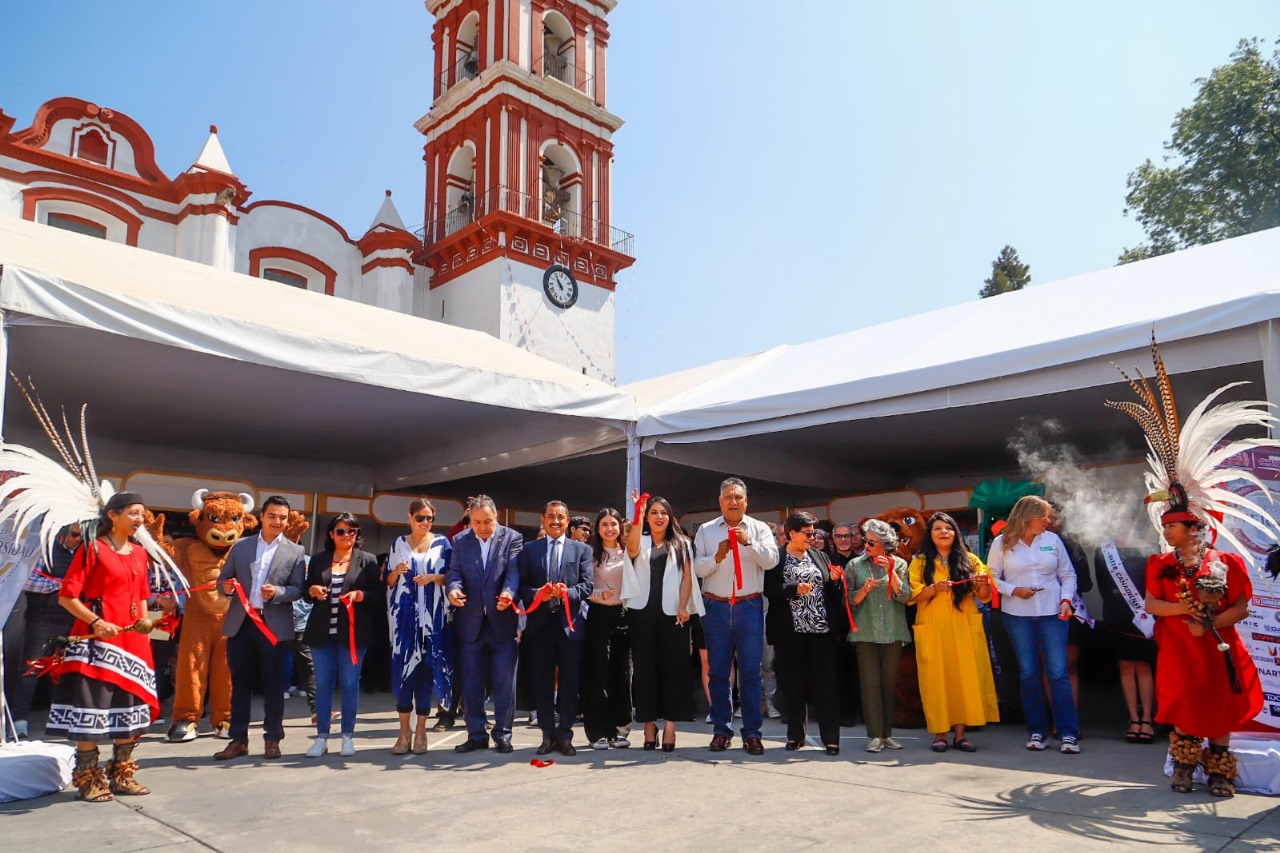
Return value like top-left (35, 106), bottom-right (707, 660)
top-left (1144, 517), bottom-right (1262, 797)
top-left (48, 492), bottom-right (158, 802)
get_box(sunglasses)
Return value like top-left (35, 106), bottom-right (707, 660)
top-left (333, 528), bottom-right (358, 537)
top-left (865, 539), bottom-right (883, 548)
top-left (413, 514), bottom-right (434, 523)
top-left (65, 531), bottom-right (84, 539)
top-left (797, 530), bottom-right (816, 538)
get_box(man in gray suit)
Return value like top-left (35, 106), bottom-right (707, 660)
top-left (213, 496), bottom-right (306, 760)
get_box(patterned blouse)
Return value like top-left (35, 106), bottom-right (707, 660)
top-left (784, 552), bottom-right (828, 634)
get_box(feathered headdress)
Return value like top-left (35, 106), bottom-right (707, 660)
top-left (0, 375), bottom-right (184, 589)
top-left (1105, 330), bottom-right (1280, 558)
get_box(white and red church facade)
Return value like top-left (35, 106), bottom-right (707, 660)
top-left (0, 0), bottom-right (632, 382)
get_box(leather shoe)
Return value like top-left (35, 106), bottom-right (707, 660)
top-left (213, 740), bottom-right (249, 761)
top-left (432, 716), bottom-right (454, 733)
top-left (454, 739), bottom-right (488, 753)
top-left (536, 738), bottom-right (556, 756)
top-left (494, 740), bottom-right (513, 754)
top-left (557, 740), bottom-right (577, 757)
top-left (709, 734), bottom-right (731, 752)
top-left (263, 740), bottom-right (282, 760)
top-left (744, 737), bottom-right (765, 756)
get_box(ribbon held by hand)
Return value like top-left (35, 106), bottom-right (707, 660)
top-left (632, 492), bottom-right (651, 525)
top-left (727, 529), bottom-right (743, 606)
top-left (839, 569), bottom-right (858, 634)
top-left (517, 586), bottom-right (576, 633)
top-left (230, 579), bottom-right (279, 645)
top-left (341, 596), bottom-right (359, 664)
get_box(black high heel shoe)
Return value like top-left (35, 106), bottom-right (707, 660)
top-left (643, 740), bottom-right (657, 751)
top-left (661, 741), bottom-right (675, 753)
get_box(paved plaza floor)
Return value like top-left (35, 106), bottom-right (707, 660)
top-left (3, 692), bottom-right (1278, 852)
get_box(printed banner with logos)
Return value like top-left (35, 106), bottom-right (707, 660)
top-left (0, 517), bottom-right (42, 626)
top-left (1216, 445), bottom-right (1280, 729)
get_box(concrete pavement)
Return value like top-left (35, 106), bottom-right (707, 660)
top-left (3, 693), bottom-right (1278, 851)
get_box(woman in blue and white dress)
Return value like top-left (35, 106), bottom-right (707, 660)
top-left (383, 498), bottom-right (453, 755)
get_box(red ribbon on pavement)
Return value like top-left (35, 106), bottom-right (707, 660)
top-left (727, 530), bottom-right (743, 606)
top-left (230, 579), bottom-right (278, 645)
top-left (341, 596), bottom-right (360, 664)
top-left (632, 492), bottom-right (651, 525)
top-left (517, 587), bottom-right (576, 633)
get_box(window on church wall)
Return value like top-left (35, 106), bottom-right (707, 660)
top-left (541, 13), bottom-right (576, 87)
top-left (262, 268), bottom-right (309, 289)
top-left (46, 212), bottom-right (108, 239)
top-left (73, 127), bottom-right (111, 166)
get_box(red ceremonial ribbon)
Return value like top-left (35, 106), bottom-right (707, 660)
top-left (29, 567), bottom-right (62, 588)
top-left (154, 580), bottom-right (219, 598)
top-left (945, 576), bottom-right (999, 608)
top-left (727, 530), bottom-right (743, 606)
top-left (230, 579), bottom-right (278, 645)
top-left (517, 587), bottom-right (576, 633)
top-left (341, 596), bottom-right (359, 665)
top-left (530, 758), bottom-right (555, 768)
top-left (839, 569), bottom-right (858, 633)
top-left (632, 491), bottom-right (651, 525)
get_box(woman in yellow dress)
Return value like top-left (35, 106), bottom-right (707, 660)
top-left (908, 512), bottom-right (999, 753)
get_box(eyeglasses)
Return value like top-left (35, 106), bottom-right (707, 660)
top-left (413, 514), bottom-right (434, 523)
top-left (832, 533), bottom-right (852, 539)
top-left (333, 529), bottom-right (358, 537)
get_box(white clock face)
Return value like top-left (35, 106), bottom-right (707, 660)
top-left (543, 265), bottom-right (578, 308)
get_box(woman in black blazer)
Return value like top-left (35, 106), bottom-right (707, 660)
top-left (302, 513), bottom-right (382, 758)
top-left (764, 511), bottom-right (847, 755)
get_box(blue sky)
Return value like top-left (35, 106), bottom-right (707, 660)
top-left (3, 1), bottom-right (1277, 383)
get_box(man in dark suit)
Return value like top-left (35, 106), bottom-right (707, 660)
top-left (518, 501), bottom-right (593, 755)
top-left (445, 495), bottom-right (523, 754)
top-left (213, 496), bottom-right (306, 760)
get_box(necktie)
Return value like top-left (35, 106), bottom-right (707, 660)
top-left (548, 538), bottom-right (561, 583)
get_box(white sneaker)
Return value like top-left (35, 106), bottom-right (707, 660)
top-left (306, 736), bottom-right (328, 757)
top-left (340, 735), bottom-right (356, 757)
top-left (883, 737), bottom-right (903, 750)
top-left (608, 737), bottom-right (631, 749)
top-left (1026, 734), bottom-right (1048, 751)
top-left (865, 737), bottom-right (884, 753)
top-left (591, 738), bottom-right (610, 750)
top-left (13, 720), bottom-right (29, 740)
top-left (1060, 736), bottom-right (1081, 754)
top-left (705, 713), bottom-right (713, 724)
top-left (765, 701), bottom-right (781, 719)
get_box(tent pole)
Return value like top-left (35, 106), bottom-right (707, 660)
top-left (1262, 320), bottom-right (1280, 440)
top-left (625, 423), bottom-right (640, 506)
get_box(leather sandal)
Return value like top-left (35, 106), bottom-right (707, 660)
top-left (1125, 721), bottom-right (1141, 744)
top-left (931, 736), bottom-right (949, 753)
top-left (1137, 721), bottom-right (1154, 745)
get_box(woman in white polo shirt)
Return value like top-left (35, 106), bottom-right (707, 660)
top-left (987, 495), bottom-right (1080, 755)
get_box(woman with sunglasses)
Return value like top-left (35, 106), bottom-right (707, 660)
top-left (908, 512), bottom-right (998, 753)
top-left (764, 511), bottom-right (846, 755)
top-left (383, 498), bottom-right (453, 756)
top-left (846, 518), bottom-right (912, 752)
top-left (303, 513), bottom-right (382, 757)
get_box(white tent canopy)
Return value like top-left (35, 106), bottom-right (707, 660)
top-left (628, 227), bottom-right (1280, 494)
top-left (0, 216), bottom-right (635, 495)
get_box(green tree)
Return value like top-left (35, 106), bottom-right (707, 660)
top-left (1120, 38), bottom-right (1280, 264)
top-left (979, 245), bottom-right (1031, 298)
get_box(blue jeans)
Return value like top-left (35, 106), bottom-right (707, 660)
top-left (702, 596), bottom-right (764, 739)
top-left (1003, 614), bottom-right (1078, 739)
top-left (311, 641), bottom-right (367, 736)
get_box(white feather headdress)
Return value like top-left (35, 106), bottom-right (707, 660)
top-left (0, 375), bottom-right (184, 589)
top-left (1105, 331), bottom-right (1280, 560)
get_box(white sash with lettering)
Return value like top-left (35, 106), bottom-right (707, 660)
top-left (1099, 540), bottom-right (1155, 639)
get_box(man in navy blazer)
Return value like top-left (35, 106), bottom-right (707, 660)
top-left (212, 496), bottom-right (306, 761)
top-left (446, 495), bottom-right (523, 753)
top-left (518, 501), bottom-right (593, 755)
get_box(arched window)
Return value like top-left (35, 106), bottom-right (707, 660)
top-left (445, 143), bottom-right (477, 236)
top-left (540, 142), bottom-right (582, 237)
top-left (73, 126), bottom-right (112, 166)
top-left (455, 12), bottom-right (480, 83)
top-left (541, 12), bottom-right (576, 88)
top-left (46, 212), bottom-right (108, 239)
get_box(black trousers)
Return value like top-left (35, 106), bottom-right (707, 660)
top-left (528, 621), bottom-right (582, 742)
top-left (776, 631), bottom-right (841, 746)
top-left (227, 625), bottom-right (287, 743)
top-left (284, 636), bottom-right (316, 713)
top-left (10, 594), bottom-right (74, 721)
top-left (582, 604), bottom-right (631, 742)
top-left (629, 605), bottom-right (693, 723)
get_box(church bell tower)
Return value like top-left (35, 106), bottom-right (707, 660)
top-left (418, 0), bottom-right (634, 383)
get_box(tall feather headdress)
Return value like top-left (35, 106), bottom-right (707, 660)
top-left (1105, 330), bottom-right (1280, 559)
top-left (0, 375), bottom-right (184, 590)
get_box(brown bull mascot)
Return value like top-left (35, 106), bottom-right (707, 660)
top-left (875, 507), bottom-right (929, 729)
top-left (149, 490), bottom-right (257, 742)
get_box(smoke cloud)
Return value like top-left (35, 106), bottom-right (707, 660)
top-left (1009, 419), bottom-right (1157, 550)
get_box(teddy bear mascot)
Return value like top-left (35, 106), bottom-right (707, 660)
top-left (875, 507), bottom-right (930, 729)
top-left (151, 490), bottom-right (257, 742)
